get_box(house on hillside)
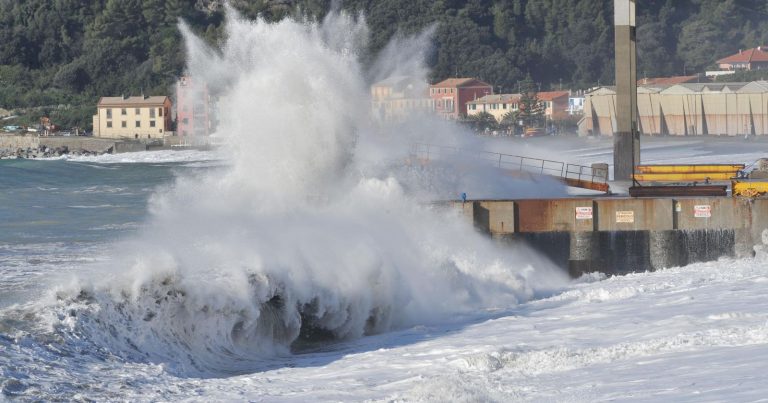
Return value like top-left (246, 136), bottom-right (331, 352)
top-left (92, 96), bottom-right (172, 139)
top-left (429, 78), bottom-right (493, 119)
top-left (717, 47), bottom-right (768, 71)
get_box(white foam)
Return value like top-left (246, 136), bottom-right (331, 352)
top-left (42, 7), bottom-right (567, 376)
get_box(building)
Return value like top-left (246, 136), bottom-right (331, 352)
top-left (429, 78), bottom-right (493, 119)
top-left (467, 90), bottom-right (571, 123)
top-left (580, 81), bottom-right (768, 136)
top-left (536, 91), bottom-right (570, 121)
top-left (176, 76), bottom-right (212, 137)
top-left (371, 76), bottom-right (434, 122)
top-left (717, 47), bottom-right (768, 71)
top-left (568, 96), bottom-right (585, 115)
top-left (92, 96), bottom-right (172, 139)
top-left (638, 75), bottom-right (701, 85)
top-left (466, 94), bottom-right (521, 122)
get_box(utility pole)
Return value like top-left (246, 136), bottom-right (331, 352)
top-left (614, 0), bottom-right (639, 181)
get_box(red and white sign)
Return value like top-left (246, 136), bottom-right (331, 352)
top-left (575, 206), bottom-right (593, 220)
top-left (694, 205), bottom-right (712, 218)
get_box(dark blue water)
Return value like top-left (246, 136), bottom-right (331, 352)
top-left (0, 157), bottom-right (208, 306)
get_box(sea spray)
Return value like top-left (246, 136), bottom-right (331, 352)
top-left (42, 7), bottom-right (569, 376)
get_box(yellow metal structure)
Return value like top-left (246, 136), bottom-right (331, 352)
top-left (636, 164), bottom-right (745, 174)
top-left (732, 179), bottom-right (768, 198)
top-left (634, 172), bottom-right (735, 182)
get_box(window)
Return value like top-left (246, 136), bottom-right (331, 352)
top-left (121, 121), bottom-right (127, 128)
top-left (106, 109), bottom-right (112, 119)
top-left (106, 121), bottom-right (112, 128)
top-left (135, 121), bottom-right (141, 128)
top-left (121, 108), bottom-right (127, 115)
top-left (159, 108), bottom-right (163, 117)
top-left (150, 120), bottom-right (156, 127)
top-left (135, 108), bottom-right (140, 115)
top-left (182, 118), bottom-right (189, 124)
top-left (150, 108), bottom-right (156, 118)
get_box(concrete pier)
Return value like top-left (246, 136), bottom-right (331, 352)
top-left (569, 232), bottom-right (601, 277)
top-left (451, 197), bottom-right (768, 277)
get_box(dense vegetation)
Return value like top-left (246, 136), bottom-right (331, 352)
top-left (2, 0), bottom-right (768, 130)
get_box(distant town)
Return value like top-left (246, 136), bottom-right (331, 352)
top-left (4, 45), bottom-right (768, 155)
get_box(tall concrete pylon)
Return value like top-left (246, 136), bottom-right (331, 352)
top-left (614, 0), bottom-right (640, 180)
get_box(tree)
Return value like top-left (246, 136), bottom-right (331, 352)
top-left (517, 75), bottom-right (544, 129)
top-left (466, 111), bottom-right (498, 132)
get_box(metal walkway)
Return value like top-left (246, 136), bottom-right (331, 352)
top-left (410, 142), bottom-right (610, 193)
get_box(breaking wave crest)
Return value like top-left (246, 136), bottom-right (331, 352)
top-left (32, 7), bottom-right (567, 377)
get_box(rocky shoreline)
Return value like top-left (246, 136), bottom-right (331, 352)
top-left (0, 145), bottom-right (108, 159)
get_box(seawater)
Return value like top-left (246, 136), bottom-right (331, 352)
top-left (0, 156), bottom-right (217, 399)
top-left (0, 159), bottom-right (193, 304)
top-left (0, 8), bottom-right (568, 400)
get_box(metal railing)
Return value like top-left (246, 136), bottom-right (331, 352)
top-left (411, 142), bottom-right (608, 185)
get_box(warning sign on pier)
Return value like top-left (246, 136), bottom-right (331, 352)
top-left (575, 206), bottom-right (593, 220)
top-left (616, 211), bottom-right (635, 223)
top-left (694, 205), bottom-right (712, 218)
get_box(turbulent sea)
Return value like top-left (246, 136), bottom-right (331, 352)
top-left (0, 154), bottom-right (218, 399)
top-left (4, 6), bottom-right (768, 401)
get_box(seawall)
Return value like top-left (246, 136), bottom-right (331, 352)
top-left (450, 197), bottom-right (767, 277)
top-left (0, 135), bottom-right (158, 155)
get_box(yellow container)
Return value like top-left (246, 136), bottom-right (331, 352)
top-left (732, 180), bottom-right (768, 197)
top-left (634, 172), bottom-right (735, 182)
top-left (636, 164), bottom-right (745, 174)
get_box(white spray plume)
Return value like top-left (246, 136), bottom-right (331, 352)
top-left (49, 6), bottom-right (569, 376)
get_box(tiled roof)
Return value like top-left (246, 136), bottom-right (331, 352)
top-left (536, 91), bottom-right (569, 101)
top-left (717, 47), bottom-right (768, 64)
top-left (98, 96), bottom-right (170, 106)
top-left (638, 76), bottom-right (701, 85)
top-left (431, 78), bottom-right (492, 88)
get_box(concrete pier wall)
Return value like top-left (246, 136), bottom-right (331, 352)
top-left (454, 197), bottom-right (766, 276)
top-left (0, 134), bottom-right (158, 154)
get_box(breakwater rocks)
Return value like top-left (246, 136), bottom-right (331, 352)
top-left (0, 145), bottom-right (108, 159)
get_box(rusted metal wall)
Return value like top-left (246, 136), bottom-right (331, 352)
top-left (595, 198), bottom-right (674, 232)
top-left (515, 199), bottom-right (595, 233)
top-left (673, 198), bottom-right (751, 231)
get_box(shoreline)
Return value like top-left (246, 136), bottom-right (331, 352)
top-left (0, 134), bottom-right (216, 159)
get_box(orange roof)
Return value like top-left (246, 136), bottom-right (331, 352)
top-left (98, 96), bottom-right (170, 107)
top-left (431, 78), bottom-right (491, 88)
top-left (717, 47), bottom-right (768, 64)
top-left (638, 76), bottom-right (700, 85)
top-left (536, 91), bottom-right (569, 101)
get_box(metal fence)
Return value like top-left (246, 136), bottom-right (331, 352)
top-left (411, 142), bottom-right (608, 185)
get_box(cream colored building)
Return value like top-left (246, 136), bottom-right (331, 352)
top-left (92, 96), bottom-right (172, 139)
top-left (466, 94), bottom-right (521, 122)
top-left (580, 81), bottom-right (768, 137)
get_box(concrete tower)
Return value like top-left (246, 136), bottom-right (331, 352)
top-left (614, 0), bottom-right (640, 180)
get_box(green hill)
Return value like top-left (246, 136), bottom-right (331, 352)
top-left (2, 0), bottom-right (767, 130)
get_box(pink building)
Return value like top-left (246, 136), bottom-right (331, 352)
top-left (429, 78), bottom-right (493, 119)
top-left (176, 76), bottom-right (211, 137)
